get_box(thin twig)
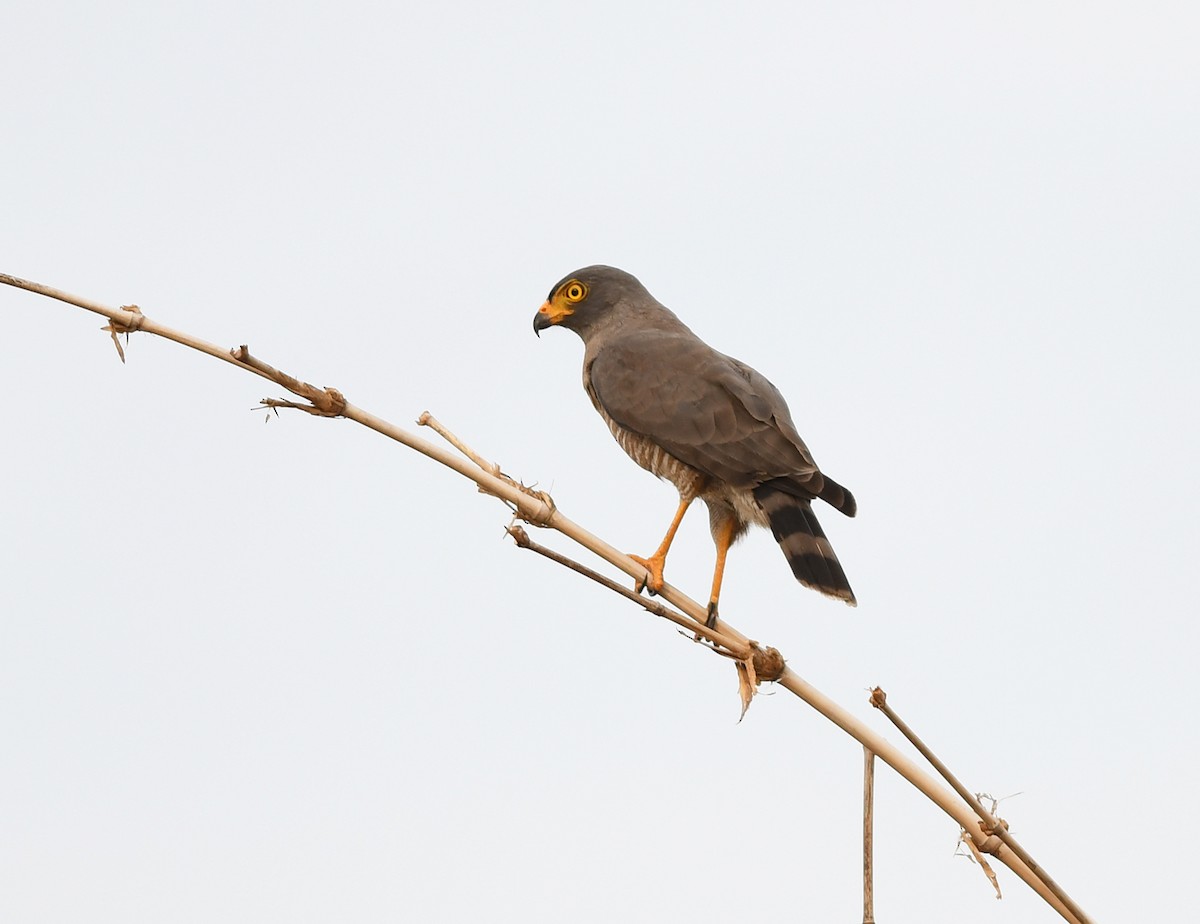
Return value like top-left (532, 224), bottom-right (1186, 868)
top-left (232, 345), bottom-right (347, 417)
top-left (863, 747), bottom-right (875, 924)
top-left (419, 411), bottom-right (502, 475)
top-left (505, 523), bottom-right (734, 646)
top-left (0, 273), bottom-right (276, 381)
top-left (505, 521), bottom-right (785, 719)
top-left (870, 687), bottom-right (1092, 924)
top-left (420, 411), bottom-right (558, 517)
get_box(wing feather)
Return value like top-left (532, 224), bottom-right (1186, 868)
top-left (588, 331), bottom-right (823, 493)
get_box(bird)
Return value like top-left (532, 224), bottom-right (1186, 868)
top-left (533, 265), bottom-right (856, 628)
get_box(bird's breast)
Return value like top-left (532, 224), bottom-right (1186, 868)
top-left (599, 410), bottom-right (710, 499)
top-left (584, 356), bottom-right (708, 498)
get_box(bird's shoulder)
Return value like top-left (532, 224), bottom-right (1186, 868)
top-left (584, 329), bottom-right (818, 483)
top-left (587, 330), bottom-right (780, 424)
top-left (586, 329), bottom-right (735, 415)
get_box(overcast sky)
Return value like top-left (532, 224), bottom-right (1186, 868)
top-left (3, 3), bottom-right (1196, 922)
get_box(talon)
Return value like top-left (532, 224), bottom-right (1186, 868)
top-left (706, 600), bottom-right (719, 629)
top-left (629, 553), bottom-right (665, 596)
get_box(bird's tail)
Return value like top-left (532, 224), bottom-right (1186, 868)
top-left (817, 475), bottom-right (857, 518)
top-left (753, 484), bottom-right (856, 606)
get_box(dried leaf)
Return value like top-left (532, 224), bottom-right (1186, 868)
top-left (734, 644), bottom-right (786, 721)
top-left (105, 324), bottom-right (127, 363)
top-left (959, 830), bottom-right (1003, 899)
top-left (736, 659), bottom-right (756, 721)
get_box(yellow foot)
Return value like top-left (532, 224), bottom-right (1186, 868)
top-left (628, 553), bottom-right (666, 595)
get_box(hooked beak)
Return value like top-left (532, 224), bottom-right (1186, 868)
top-left (533, 298), bottom-right (571, 337)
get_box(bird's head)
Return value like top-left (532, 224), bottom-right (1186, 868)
top-left (533, 265), bottom-right (648, 340)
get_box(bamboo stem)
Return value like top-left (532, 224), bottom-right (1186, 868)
top-left (1, 272), bottom-right (1090, 924)
top-left (870, 688), bottom-right (1092, 924)
top-left (863, 747), bottom-right (875, 924)
top-left (505, 523), bottom-right (745, 653)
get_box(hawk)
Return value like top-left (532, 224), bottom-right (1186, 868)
top-left (534, 265), bottom-right (856, 627)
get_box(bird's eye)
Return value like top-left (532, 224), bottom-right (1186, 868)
top-left (563, 281), bottom-right (588, 303)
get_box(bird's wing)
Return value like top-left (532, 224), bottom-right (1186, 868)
top-left (588, 329), bottom-right (823, 493)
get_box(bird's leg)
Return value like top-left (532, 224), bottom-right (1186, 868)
top-left (629, 495), bottom-right (693, 595)
top-left (705, 517), bottom-right (739, 629)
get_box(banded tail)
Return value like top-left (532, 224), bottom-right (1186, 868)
top-left (753, 480), bottom-right (856, 606)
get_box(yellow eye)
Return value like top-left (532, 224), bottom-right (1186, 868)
top-left (563, 281), bottom-right (588, 303)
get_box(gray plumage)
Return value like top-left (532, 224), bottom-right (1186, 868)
top-left (534, 265), bottom-right (855, 613)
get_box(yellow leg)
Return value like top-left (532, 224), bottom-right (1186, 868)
top-left (630, 495), bottom-right (694, 594)
top-left (706, 517), bottom-right (738, 628)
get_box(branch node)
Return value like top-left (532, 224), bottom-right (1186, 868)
top-left (113, 304), bottom-right (145, 332)
top-left (232, 345), bottom-right (347, 417)
top-left (977, 834), bottom-right (1004, 855)
top-left (734, 642), bottom-right (786, 720)
top-left (519, 489), bottom-right (558, 527)
top-left (101, 304), bottom-right (145, 363)
top-left (751, 643), bottom-right (786, 683)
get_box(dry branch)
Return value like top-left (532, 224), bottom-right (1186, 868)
top-left (2, 272), bottom-right (1091, 924)
top-left (869, 687), bottom-right (1091, 923)
top-left (863, 747), bottom-right (875, 924)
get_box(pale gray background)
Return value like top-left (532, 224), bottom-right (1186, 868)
top-left (2, 2), bottom-right (1195, 921)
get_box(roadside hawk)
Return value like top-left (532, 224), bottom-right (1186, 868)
top-left (533, 265), bottom-right (856, 627)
